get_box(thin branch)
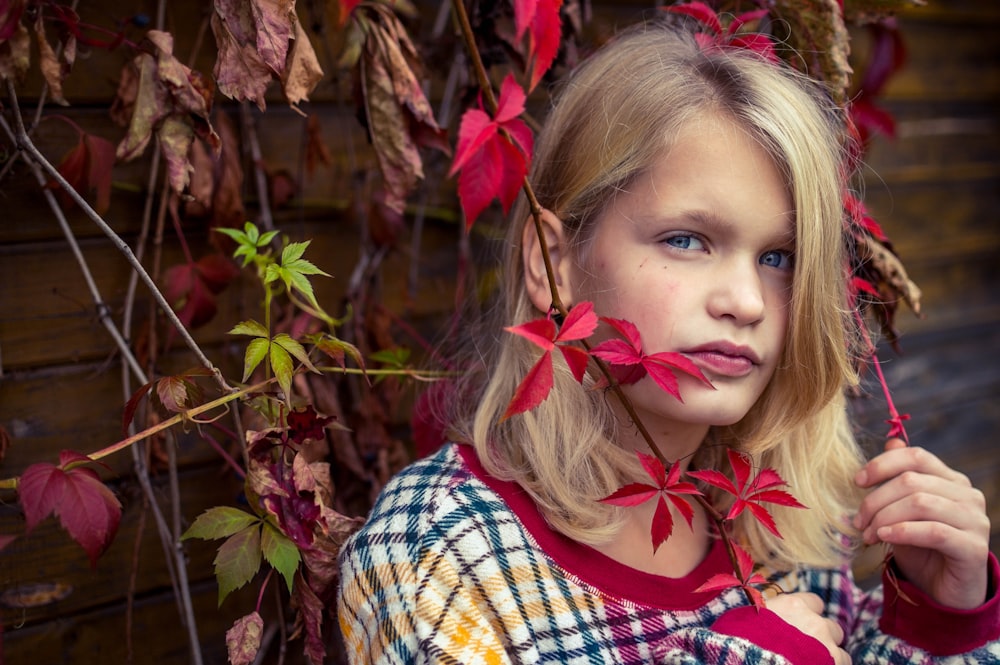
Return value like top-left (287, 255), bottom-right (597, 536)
top-left (241, 102), bottom-right (276, 233)
top-left (4, 80), bottom-right (231, 392)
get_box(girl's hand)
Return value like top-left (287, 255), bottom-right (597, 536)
top-left (854, 438), bottom-right (991, 609)
top-left (767, 592), bottom-right (849, 665)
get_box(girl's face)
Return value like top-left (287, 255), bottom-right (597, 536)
top-left (571, 112), bottom-right (794, 442)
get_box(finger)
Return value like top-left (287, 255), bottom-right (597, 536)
top-left (854, 472), bottom-right (986, 533)
top-left (884, 437), bottom-right (907, 451)
top-left (860, 491), bottom-right (989, 546)
top-left (876, 520), bottom-right (990, 563)
top-left (825, 617), bottom-right (845, 646)
top-left (856, 446), bottom-right (970, 489)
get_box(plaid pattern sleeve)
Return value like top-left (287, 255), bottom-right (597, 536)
top-left (337, 444), bottom-right (1000, 664)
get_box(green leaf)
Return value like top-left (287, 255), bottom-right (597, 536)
top-left (284, 269), bottom-right (321, 309)
top-left (281, 240), bottom-right (310, 264)
top-left (243, 221), bottom-right (259, 244)
top-left (182, 506), bottom-right (260, 541)
top-left (272, 334), bottom-right (319, 373)
top-left (229, 320), bottom-right (269, 338)
top-left (263, 263), bottom-right (281, 286)
top-left (269, 342), bottom-right (294, 400)
top-left (285, 257), bottom-right (329, 277)
top-left (243, 338), bottom-right (270, 383)
top-left (369, 347), bottom-right (411, 368)
top-left (257, 229), bottom-right (279, 247)
top-left (261, 522), bottom-right (300, 593)
top-left (215, 226), bottom-right (249, 244)
top-left (214, 525), bottom-right (262, 606)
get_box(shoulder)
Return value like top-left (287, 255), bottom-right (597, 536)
top-left (339, 443), bottom-right (513, 563)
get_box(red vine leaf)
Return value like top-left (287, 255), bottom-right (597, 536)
top-left (664, 3), bottom-right (776, 61)
top-left (291, 570), bottom-right (326, 664)
top-left (449, 74), bottom-right (534, 227)
top-left (694, 542), bottom-right (768, 609)
top-left (513, 0), bottom-right (563, 91)
top-left (226, 611), bottom-right (264, 665)
top-left (599, 451), bottom-right (702, 552)
top-left (590, 317), bottom-right (712, 400)
top-left (687, 449), bottom-right (806, 539)
top-left (19, 451), bottom-right (122, 568)
top-left (49, 129), bottom-right (116, 215)
top-left (502, 302), bottom-right (598, 419)
top-left (162, 252), bottom-right (240, 330)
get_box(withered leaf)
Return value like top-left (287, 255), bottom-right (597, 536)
top-left (212, 0), bottom-right (274, 110)
top-left (773, 0), bottom-right (852, 104)
top-left (282, 15), bottom-right (323, 107)
top-left (226, 611), bottom-right (264, 665)
top-left (858, 233), bottom-right (922, 315)
top-left (357, 6), bottom-right (449, 214)
top-left (252, 0), bottom-right (295, 75)
top-left (50, 130), bottom-right (116, 215)
top-left (34, 9), bottom-right (69, 105)
top-left (116, 31), bottom-right (219, 193)
top-left (110, 61), bottom-right (140, 127)
top-left (0, 15), bottom-right (30, 82)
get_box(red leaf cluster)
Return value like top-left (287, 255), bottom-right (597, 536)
top-left (449, 74), bottom-right (534, 228)
top-left (694, 542), bottom-right (768, 610)
top-left (162, 253), bottom-right (240, 330)
top-left (688, 449), bottom-right (806, 539)
top-left (600, 452), bottom-right (703, 552)
top-left (502, 301), bottom-right (598, 419)
top-left (663, 2), bottom-right (777, 62)
top-left (590, 317), bottom-right (713, 401)
top-left (18, 451), bottom-right (122, 568)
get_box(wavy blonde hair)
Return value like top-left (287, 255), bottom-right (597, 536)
top-left (448, 22), bottom-right (866, 570)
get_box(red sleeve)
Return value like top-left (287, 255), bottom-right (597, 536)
top-left (712, 606), bottom-right (834, 664)
top-left (879, 552), bottom-right (1000, 656)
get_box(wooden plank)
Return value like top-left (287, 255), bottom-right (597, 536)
top-left (0, 465), bottom-right (244, 627)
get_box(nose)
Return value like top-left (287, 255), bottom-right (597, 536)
top-left (706, 260), bottom-right (765, 326)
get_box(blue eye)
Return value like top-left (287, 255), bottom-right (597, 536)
top-left (665, 235), bottom-right (704, 250)
top-left (760, 250), bottom-right (793, 270)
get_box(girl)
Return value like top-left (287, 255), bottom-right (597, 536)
top-left (337, 20), bottom-right (999, 664)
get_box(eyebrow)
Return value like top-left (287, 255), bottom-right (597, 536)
top-left (675, 209), bottom-right (796, 244)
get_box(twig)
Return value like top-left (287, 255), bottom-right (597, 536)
top-left (241, 102), bottom-right (276, 233)
top-left (4, 80), bottom-right (231, 392)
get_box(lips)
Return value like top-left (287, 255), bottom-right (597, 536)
top-left (682, 342), bottom-right (760, 378)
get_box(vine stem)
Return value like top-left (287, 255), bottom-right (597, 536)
top-left (853, 309), bottom-right (909, 444)
top-left (0, 377), bottom-right (275, 491)
top-left (4, 79), bottom-right (232, 394)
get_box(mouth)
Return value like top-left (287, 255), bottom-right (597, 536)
top-left (681, 342), bottom-right (760, 378)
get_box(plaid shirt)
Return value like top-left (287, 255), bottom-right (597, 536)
top-left (338, 444), bottom-right (1000, 664)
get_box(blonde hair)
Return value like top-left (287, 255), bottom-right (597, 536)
top-left (449, 22), bottom-right (866, 570)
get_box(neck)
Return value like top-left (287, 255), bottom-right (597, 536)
top-left (613, 413), bottom-right (710, 473)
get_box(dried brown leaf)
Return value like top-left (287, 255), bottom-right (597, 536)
top-left (0, 18), bottom-right (30, 82)
top-left (34, 10), bottom-right (68, 105)
top-left (252, 0), bottom-right (295, 75)
top-left (226, 611), bottom-right (264, 665)
top-left (774, 0), bottom-right (852, 104)
top-left (110, 61), bottom-right (140, 127)
top-left (281, 15), bottom-right (323, 107)
top-left (859, 234), bottom-right (922, 315)
top-left (212, 0), bottom-right (274, 110)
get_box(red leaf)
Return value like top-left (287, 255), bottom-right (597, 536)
top-left (886, 413), bottom-right (911, 440)
top-left (450, 75), bottom-right (534, 227)
top-left (694, 572), bottom-right (743, 594)
top-left (600, 317), bottom-right (642, 351)
top-left (691, 450), bottom-right (805, 538)
top-left (554, 301), bottom-right (598, 342)
top-left (19, 455), bottom-right (122, 567)
top-left (162, 254), bottom-right (236, 330)
top-left (590, 338), bottom-right (642, 366)
top-left (599, 482), bottom-right (659, 507)
top-left (122, 381), bottom-right (154, 435)
top-left (730, 33), bottom-right (778, 62)
top-left (558, 345), bottom-right (590, 383)
top-left (726, 9), bottom-right (769, 35)
top-left (512, 0), bottom-right (536, 42)
top-left (525, 0), bottom-right (562, 91)
top-left (663, 2), bottom-right (723, 35)
top-left (505, 317), bottom-right (557, 350)
top-left (650, 495), bottom-right (674, 552)
top-left (494, 74), bottom-right (528, 124)
top-left (286, 406), bottom-right (335, 444)
top-left (502, 351), bottom-right (554, 420)
top-left (637, 450), bottom-right (666, 487)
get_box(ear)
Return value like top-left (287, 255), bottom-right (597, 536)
top-left (522, 209), bottom-right (575, 314)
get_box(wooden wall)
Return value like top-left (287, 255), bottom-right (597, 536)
top-left (0, 1), bottom-right (997, 663)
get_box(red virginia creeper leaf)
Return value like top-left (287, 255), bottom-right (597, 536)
top-left (502, 351), bottom-right (554, 420)
top-left (598, 482), bottom-right (659, 507)
top-left (559, 345), bottom-right (590, 383)
top-left (664, 2), bottom-right (723, 35)
top-left (505, 317), bottom-right (557, 351)
top-left (19, 455), bottom-right (122, 568)
top-left (554, 301), bottom-right (598, 342)
top-left (525, 0), bottom-right (562, 91)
